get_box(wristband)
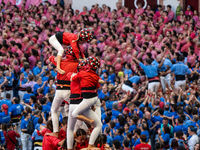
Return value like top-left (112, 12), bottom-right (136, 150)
top-left (20, 79), bottom-right (23, 81)
top-left (170, 90), bottom-right (173, 92)
top-left (149, 95), bottom-right (152, 97)
top-left (158, 90), bottom-right (162, 92)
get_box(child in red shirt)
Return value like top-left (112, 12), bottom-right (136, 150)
top-left (68, 57), bottom-right (103, 149)
top-left (49, 28), bottom-right (93, 74)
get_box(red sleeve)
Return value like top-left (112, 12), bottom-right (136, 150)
top-left (41, 128), bottom-right (48, 136)
top-left (67, 72), bottom-right (73, 81)
top-left (15, 131), bottom-right (20, 138)
top-left (71, 72), bottom-right (81, 82)
top-left (49, 136), bottom-right (61, 147)
top-left (80, 49), bottom-right (85, 58)
top-left (49, 56), bottom-right (56, 66)
top-left (71, 41), bottom-right (80, 60)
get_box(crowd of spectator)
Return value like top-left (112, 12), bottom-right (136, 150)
top-left (0, 0), bottom-right (200, 150)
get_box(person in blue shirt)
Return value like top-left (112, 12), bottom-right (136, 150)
top-left (0, 104), bottom-right (10, 124)
top-left (124, 63), bottom-right (132, 78)
top-left (133, 56), bottom-right (165, 95)
top-left (33, 60), bottom-right (44, 77)
top-left (50, 65), bottom-right (57, 77)
top-left (152, 108), bottom-right (165, 130)
top-left (39, 97), bottom-right (51, 114)
top-left (112, 102), bottom-right (121, 119)
top-left (21, 113), bottom-right (32, 150)
top-left (158, 124), bottom-right (170, 149)
top-left (129, 118), bottom-right (137, 133)
top-left (31, 118), bottom-right (44, 149)
top-left (0, 93), bottom-right (12, 108)
top-left (164, 55), bottom-right (193, 90)
top-left (104, 127), bottom-right (113, 147)
top-left (140, 123), bottom-right (150, 143)
top-left (133, 128), bottom-right (141, 148)
top-left (32, 110), bottom-right (41, 129)
top-left (113, 127), bottom-right (124, 146)
top-left (42, 70), bottom-right (51, 82)
top-left (174, 117), bottom-right (187, 135)
top-left (4, 70), bottom-right (13, 99)
top-left (9, 97), bottom-right (24, 122)
top-left (23, 87), bottom-right (35, 104)
top-left (122, 75), bottom-right (146, 93)
top-left (102, 116), bottom-right (110, 131)
top-left (33, 76), bottom-right (47, 95)
top-left (18, 72), bottom-right (28, 103)
top-left (107, 66), bottom-right (116, 84)
top-left (98, 84), bottom-right (110, 99)
top-left (23, 65), bottom-right (33, 78)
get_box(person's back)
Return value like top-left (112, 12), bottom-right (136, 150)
top-left (4, 123), bottom-right (20, 150)
top-left (0, 98), bottom-right (12, 108)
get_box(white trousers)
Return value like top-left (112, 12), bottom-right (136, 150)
top-left (21, 132), bottom-right (32, 150)
top-left (160, 74), bottom-right (172, 93)
top-left (175, 80), bottom-right (186, 90)
top-left (122, 84), bottom-right (135, 93)
top-left (148, 82), bottom-right (160, 97)
top-left (51, 90), bottom-right (70, 132)
top-left (49, 34), bottom-right (64, 56)
top-left (18, 91), bottom-right (26, 104)
top-left (70, 97), bottom-right (102, 146)
top-left (4, 90), bottom-right (13, 100)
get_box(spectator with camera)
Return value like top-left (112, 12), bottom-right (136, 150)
top-left (3, 123), bottom-right (20, 150)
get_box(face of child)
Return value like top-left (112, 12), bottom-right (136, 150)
top-left (77, 135), bottom-right (86, 145)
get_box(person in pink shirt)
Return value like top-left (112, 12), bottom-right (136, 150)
top-left (123, 47), bottom-right (132, 63)
top-left (154, 35), bottom-right (164, 50)
top-left (163, 11), bottom-right (169, 24)
top-left (124, 7), bottom-right (130, 17)
top-left (80, 6), bottom-right (87, 16)
top-left (181, 36), bottom-right (192, 53)
top-left (167, 5), bottom-right (174, 22)
top-left (15, 43), bottom-right (23, 60)
top-left (100, 13), bottom-right (109, 23)
top-left (34, 14), bottom-right (41, 26)
top-left (135, 3), bottom-right (144, 20)
top-left (193, 10), bottom-right (199, 22)
top-left (155, 5), bottom-right (162, 18)
top-left (187, 47), bottom-right (196, 67)
top-left (137, 46), bottom-right (147, 61)
top-left (185, 5), bottom-right (193, 16)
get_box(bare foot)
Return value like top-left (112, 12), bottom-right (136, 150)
top-left (89, 119), bottom-right (95, 128)
top-left (57, 68), bottom-right (65, 75)
top-left (45, 132), bottom-right (58, 137)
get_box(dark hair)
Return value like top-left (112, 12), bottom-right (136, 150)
top-left (105, 116), bottom-right (111, 123)
top-left (178, 117), bottom-right (184, 124)
top-left (26, 86), bottom-right (32, 93)
top-left (38, 117), bottom-right (43, 124)
top-left (113, 140), bottom-right (121, 149)
top-left (105, 127), bottom-right (110, 134)
top-left (76, 129), bottom-right (86, 137)
top-left (62, 117), bottom-right (68, 125)
top-left (13, 97), bottom-right (20, 104)
top-left (176, 131), bottom-right (183, 139)
top-left (39, 97), bottom-right (47, 105)
top-left (123, 139), bottom-right (130, 147)
top-left (109, 121), bottom-right (115, 128)
top-left (117, 127), bottom-right (124, 135)
top-left (171, 139), bottom-right (178, 149)
top-left (140, 134), bottom-right (147, 142)
top-left (30, 96), bottom-right (37, 103)
top-left (5, 93), bottom-right (11, 99)
top-left (24, 113), bottom-right (29, 118)
top-left (135, 128), bottom-right (141, 135)
top-left (163, 125), bottom-right (170, 134)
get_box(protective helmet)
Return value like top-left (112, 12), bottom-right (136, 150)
top-left (79, 28), bottom-right (93, 43)
top-left (86, 56), bottom-right (100, 71)
top-left (65, 46), bottom-right (76, 60)
top-left (77, 60), bottom-right (86, 72)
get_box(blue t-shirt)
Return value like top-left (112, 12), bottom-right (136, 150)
top-left (9, 104), bottom-right (24, 116)
top-left (42, 105), bottom-right (51, 113)
top-left (153, 116), bottom-right (163, 129)
top-left (33, 83), bottom-right (46, 95)
top-left (32, 117), bottom-right (39, 129)
top-left (0, 99), bottom-right (12, 108)
top-left (112, 110), bottom-right (121, 118)
top-left (98, 91), bottom-right (110, 99)
top-left (124, 69), bottom-right (132, 78)
top-left (51, 70), bottom-right (57, 77)
top-left (0, 131), bottom-right (5, 144)
top-left (113, 135), bottom-right (124, 146)
top-left (141, 130), bottom-right (149, 142)
top-left (134, 138), bottom-right (140, 147)
top-left (33, 67), bottom-right (42, 76)
top-left (42, 76), bottom-right (49, 82)
top-left (0, 112), bottom-right (10, 123)
top-left (129, 76), bottom-right (141, 85)
top-left (23, 93), bottom-right (35, 104)
top-left (106, 135), bottom-right (113, 147)
top-left (106, 101), bottom-right (117, 110)
top-left (162, 133), bottom-right (170, 142)
top-left (173, 125), bottom-right (187, 134)
top-left (21, 120), bottom-right (29, 129)
top-left (129, 124), bottom-right (137, 133)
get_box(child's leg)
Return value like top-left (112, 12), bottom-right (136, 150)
top-left (71, 97), bottom-right (98, 124)
top-left (49, 34), bottom-right (65, 74)
top-left (82, 109), bottom-right (102, 148)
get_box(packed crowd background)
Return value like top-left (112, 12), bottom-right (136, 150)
top-left (0, 0), bottom-right (200, 150)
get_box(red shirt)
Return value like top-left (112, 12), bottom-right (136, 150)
top-left (62, 32), bottom-right (85, 60)
top-left (71, 70), bottom-right (100, 98)
top-left (135, 143), bottom-right (151, 150)
top-left (3, 130), bottom-right (20, 150)
top-left (49, 56), bottom-right (78, 86)
top-left (42, 128), bottom-right (61, 150)
top-left (58, 128), bottom-right (66, 141)
top-left (76, 139), bottom-right (89, 150)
